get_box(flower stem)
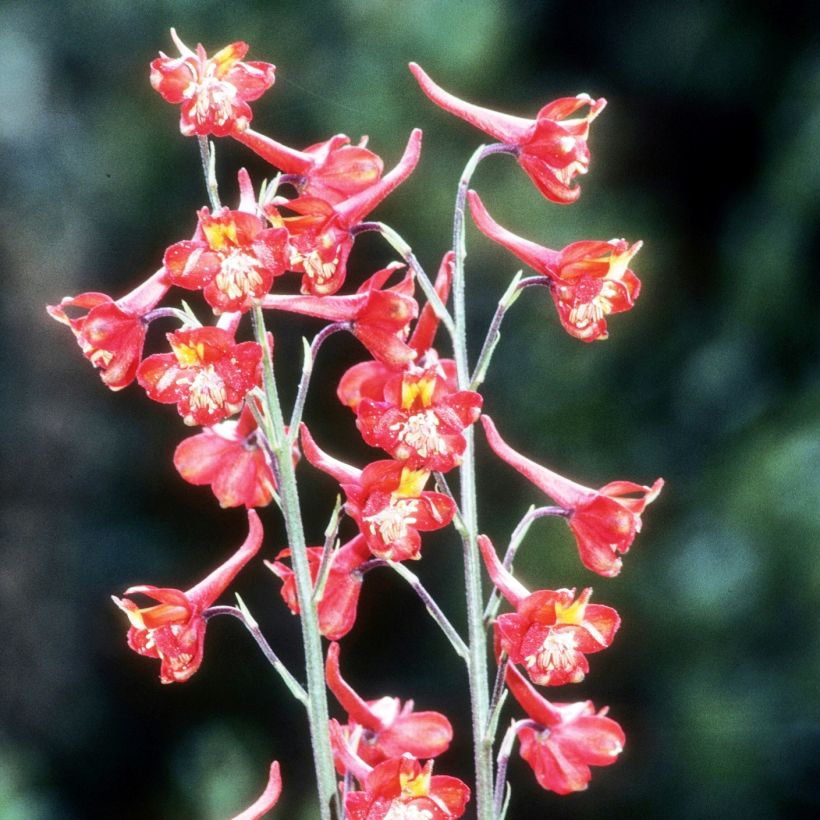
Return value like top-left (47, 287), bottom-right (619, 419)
top-left (251, 306), bottom-right (337, 820)
top-left (387, 560), bottom-right (470, 661)
top-left (452, 143), bottom-right (514, 820)
top-left (204, 604), bottom-right (307, 705)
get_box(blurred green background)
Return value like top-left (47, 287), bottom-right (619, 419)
top-left (2, 0), bottom-right (818, 817)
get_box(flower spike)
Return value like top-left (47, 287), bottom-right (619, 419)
top-left (113, 511), bottom-right (263, 683)
top-left (481, 416), bottom-right (663, 576)
top-left (410, 62), bottom-right (605, 203)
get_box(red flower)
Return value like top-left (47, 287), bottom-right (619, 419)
top-left (231, 761), bottom-right (282, 820)
top-left (326, 642), bottom-right (453, 769)
top-left (478, 535), bottom-right (619, 685)
top-left (355, 366), bottom-right (482, 472)
top-left (173, 404), bottom-right (282, 508)
top-left (268, 535), bottom-right (371, 640)
top-left (300, 425), bottom-right (454, 561)
top-left (469, 191), bottom-right (642, 341)
top-left (265, 129), bottom-right (422, 295)
top-left (150, 29), bottom-right (275, 137)
top-left (506, 663), bottom-right (625, 795)
top-left (234, 129), bottom-right (385, 205)
top-left (410, 63), bottom-right (605, 204)
top-left (481, 416), bottom-right (663, 577)
top-left (112, 511), bottom-right (263, 683)
top-left (262, 262), bottom-right (419, 367)
top-left (47, 268), bottom-right (171, 390)
top-left (336, 251), bottom-right (457, 412)
top-left (344, 755), bottom-right (470, 820)
top-left (165, 203), bottom-right (290, 314)
top-left (137, 326), bottom-right (262, 426)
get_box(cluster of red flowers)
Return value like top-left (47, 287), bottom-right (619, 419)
top-left (49, 31), bottom-right (663, 818)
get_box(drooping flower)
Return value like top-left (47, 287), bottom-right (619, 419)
top-left (326, 642), bottom-right (452, 769)
top-left (47, 268), bottom-right (171, 391)
top-left (137, 326), bottom-right (262, 426)
top-left (481, 416), bottom-right (663, 576)
top-left (336, 251), bottom-right (456, 412)
top-left (233, 129), bottom-right (385, 205)
top-left (231, 761), bottom-right (282, 820)
top-left (410, 63), bottom-right (605, 204)
top-left (268, 535), bottom-right (371, 640)
top-left (150, 29), bottom-right (275, 137)
top-left (112, 511), bottom-right (263, 683)
top-left (506, 663), bottom-right (625, 795)
top-left (342, 754), bottom-right (470, 820)
top-left (264, 129), bottom-right (422, 295)
top-left (173, 403), bottom-right (285, 508)
top-left (262, 262), bottom-right (419, 367)
top-left (164, 199), bottom-right (290, 314)
top-left (468, 191), bottom-right (642, 341)
top-left (355, 366), bottom-right (482, 472)
top-left (300, 425), bottom-right (454, 561)
top-left (478, 534), bottom-right (619, 686)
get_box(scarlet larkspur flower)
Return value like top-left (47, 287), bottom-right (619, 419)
top-left (336, 252), bottom-right (456, 412)
top-left (410, 63), bottom-right (605, 204)
top-left (481, 416), bottom-right (663, 576)
top-left (173, 403), bottom-right (288, 508)
top-left (300, 425), bottom-right (454, 561)
top-left (342, 754), bottom-right (470, 820)
top-left (262, 262), bottom-right (419, 367)
top-left (165, 176), bottom-right (290, 314)
top-left (468, 191), bottom-right (642, 341)
top-left (478, 534), bottom-right (619, 686)
top-left (231, 761), bottom-right (282, 820)
top-left (268, 534), bottom-right (371, 640)
top-left (112, 511), bottom-right (263, 683)
top-left (234, 129), bottom-right (384, 205)
top-left (265, 129), bottom-right (422, 295)
top-left (150, 29), bottom-right (275, 137)
top-left (326, 642), bottom-right (453, 769)
top-left (137, 326), bottom-right (262, 426)
top-left (506, 663), bottom-right (625, 795)
top-left (47, 268), bottom-right (171, 390)
top-left (356, 366), bottom-right (482, 472)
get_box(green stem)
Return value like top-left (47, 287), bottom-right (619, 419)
top-left (452, 143), bottom-right (513, 820)
top-left (251, 307), bottom-right (337, 820)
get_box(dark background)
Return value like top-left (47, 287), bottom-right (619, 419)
top-left (2, 1), bottom-right (819, 817)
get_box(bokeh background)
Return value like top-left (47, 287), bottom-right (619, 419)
top-left (2, 0), bottom-right (819, 817)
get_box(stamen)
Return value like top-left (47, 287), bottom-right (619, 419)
top-left (215, 250), bottom-right (264, 300)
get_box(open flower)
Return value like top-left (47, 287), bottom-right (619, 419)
top-left (234, 129), bottom-right (385, 205)
top-left (231, 761), bottom-right (282, 820)
top-left (262, 262), bottom-right (419, 367)
top-left (265, 129), bottom-right (422, 295)
top-left (341, 754), bottom-right (470, 820)
top-left (47, 268), bottom-right (171, 390)
top-left (300, 425), bottom-right (454, 561)
top-left (113, 511), bottom-right (263, 683)
top-left (268, 535), bottom-right (371, 640)
top-left (506, 663), bottom-right (625, 795)
top-left (479, 535), bottom-right (619, 685)
top-left (165, 204), bottom-right (290, 314)
top-left (481, 416), bottom-right (662, 576)
top-left (469, 191), bottom-right (642, 341)
top-left (173, 404), bottom-right (282, 508)
top-left (150, 29), bottom-right (275, 137)
top-left (410, 63), bottom-right (604, 204)
top-left (355, 366), bottom-right (482, 472)
top-left (326, 642), bottom-right (453, 769)
top-left (137, 326), bottom-right (262, 426)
